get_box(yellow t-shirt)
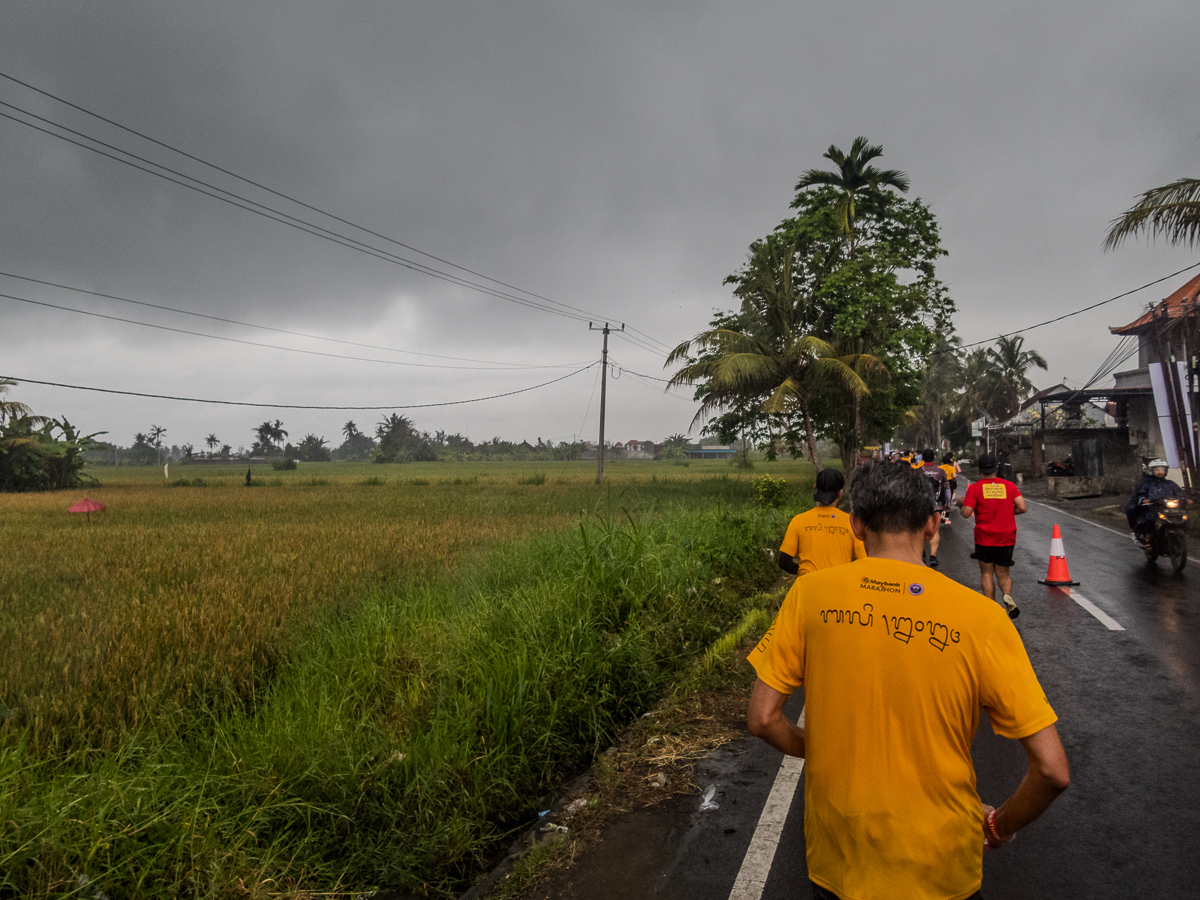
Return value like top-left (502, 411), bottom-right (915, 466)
top-left (779, 506), bottom-right (866, 575)
top-left (748, 557), bottom-right (1057, 900)
top-left (940, 463), bottom-right (956, 481)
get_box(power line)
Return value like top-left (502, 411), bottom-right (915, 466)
top-left (0, 72), bottom-right (683, 351)
top-left (0, 291), bottom-right (590, 370)
top-left (0, 69), bottom-right (627, 326)
top-left (611, 330), bottom-right (670, 357)
top-left (954, 261), bottom-right (1200, 353)
top-left (0, 104), bottom-right (594, 324)
top-left (2, 363), bottom-right (598, 410)
top-left (0, 269), bottom-right (583, 368)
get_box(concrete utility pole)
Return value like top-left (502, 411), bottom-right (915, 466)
top-left (590, 322), bottom-right (624, 484)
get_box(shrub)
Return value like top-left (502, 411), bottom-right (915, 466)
top-left (517, 472), bottom-right (546, 485)
top-left (271, 458), bottom-right (298, 471)
top-left (753, 474), bottom-right (788, 509)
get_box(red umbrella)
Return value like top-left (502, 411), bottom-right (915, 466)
top-left (68, 498), bottom-right (106, 523)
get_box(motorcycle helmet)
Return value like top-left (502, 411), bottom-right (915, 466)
top-left (1147, 458), bottom-right (1169, 474)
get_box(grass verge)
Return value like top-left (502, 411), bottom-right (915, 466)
top-left (0, 499), bottom-right (790, 898)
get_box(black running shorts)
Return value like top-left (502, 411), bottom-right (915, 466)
top-left (974, 543), bottom-right (1015, 567)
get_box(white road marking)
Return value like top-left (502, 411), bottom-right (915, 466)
top-left (1026, 499), bottom-right (1129, 538)
top-left (1056, 587), bottom-right (1125, 631)
top-left (728, 709), bottom-right (804, 900)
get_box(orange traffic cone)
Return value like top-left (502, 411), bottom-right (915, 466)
top-left (1038, 525), bottom-right (1079, 586)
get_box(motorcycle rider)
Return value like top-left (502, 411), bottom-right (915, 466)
top-left (1125, 459), bottom-right (1186, 547)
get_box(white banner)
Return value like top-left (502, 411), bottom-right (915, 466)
top-left (1149, 362), bottom-right (1180, 468)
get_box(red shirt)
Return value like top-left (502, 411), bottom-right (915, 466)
top-left (963, 477), bottom-right (1021, 546)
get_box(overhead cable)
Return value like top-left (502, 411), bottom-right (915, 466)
top-left (0, 72), bottom-right (670, 337)
top-left (0, 70), bottom-right (627, 325)
top-left (0, 291), bottom-right (590, 370)
top-left (0, 269), bottom-right (581, 368)
top-left (952, 261), bottom-right (1200, 353)
top-left (2, 363), bottom-right (598, 410)
top-left (0, 104), bottom-right (593, 324)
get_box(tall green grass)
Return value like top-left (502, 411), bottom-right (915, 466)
top-left (0, 499), bottom-right (789, 898)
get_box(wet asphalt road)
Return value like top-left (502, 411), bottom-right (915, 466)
top-left (664, 496), bottom-right (1200, 899)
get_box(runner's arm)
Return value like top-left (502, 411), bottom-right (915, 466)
top-left (777, 552), bottom-right (799, 575)
top-left (747, 678), bottom-right (805, 758)
top-left (983, 723), bottom-right (1070, 847)
top-left (1014, 495), bottom-right (1028, 515)
top-left (959, 501), bottom-right (975, 519)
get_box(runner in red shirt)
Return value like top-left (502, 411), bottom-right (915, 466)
top-left (959, 452), bottom-right (1027, 617)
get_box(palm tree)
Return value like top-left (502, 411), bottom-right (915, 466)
top-left (1104, 177), bottom-right (1200, 250)
top-left (795, 136), bottom-right (910, 255)
top-left (205, 433), bottom-right (219, 456)
top-left (985, 336), bottom-right (1048, 422)
top-left (906, 337), bottom-right (964, 449)
top-left (149, 425), bottom-right (167, 466)
top-left (343, 420), bottom-right (360, 440)
top-left (667, 239), bottom-right (878, 470)
top-left (0, 378), bottom-right (40, 426)
top-left (270, 420), bottom-right (288, 456)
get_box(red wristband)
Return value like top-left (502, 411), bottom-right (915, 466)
top-left (985, 808), bottom-right (1011, 846)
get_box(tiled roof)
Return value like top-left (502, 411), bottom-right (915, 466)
top-left (1111, 270), bottom-right (1200, 335)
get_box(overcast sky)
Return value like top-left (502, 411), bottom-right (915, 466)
top-left (2, 0), bottom-right (1197, 451)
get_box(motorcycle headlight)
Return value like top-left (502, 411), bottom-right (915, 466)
top-left (1166, 499), bottom-right (1180, 508)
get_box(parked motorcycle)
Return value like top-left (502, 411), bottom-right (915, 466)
top-left (1142, 497), bottom-right (1190, 573)
top-left (1046, 457), bottom-right (1074, 477)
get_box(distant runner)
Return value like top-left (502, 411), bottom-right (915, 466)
top-left (959, 452), bottom-right (1026, 617)
top-left (918, 448), bottom-right (949, 567)
top-left (777, 469), bottom-right (866, 576)
top-left (939, 453), bottom-right (960, 525)
top-left (748, 460), bottom-right (1069, 900)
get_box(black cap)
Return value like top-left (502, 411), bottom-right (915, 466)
top-left (977, 452), bottom-right (997, 473)
top-left (814, 468), bottom-right (845, 505)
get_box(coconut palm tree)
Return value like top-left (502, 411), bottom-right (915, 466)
top-left (0, 378), bottom-right (41, 426)
top-left (794, 136), bottom-right (910, 255)
top-left (205, 433), bottom-right (219, 456)
top-left (667, 238), bottom-right (879, 470)
top-left (905, 337), bottom-right (964, 449)
top-left (1104, 177), bottom-right (1200, 250)
top-left (149, 425), bottom-right (167, 466)
top-left (985, 336), bottom-right (1048, 422)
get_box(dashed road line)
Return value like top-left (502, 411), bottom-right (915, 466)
top-left (1055, 586), bottom-right (1125, 631)
top-left (728, 709), bottom-right (805, 900)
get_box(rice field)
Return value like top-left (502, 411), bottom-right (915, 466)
top-left (0, 458), bottom-right (816, 897)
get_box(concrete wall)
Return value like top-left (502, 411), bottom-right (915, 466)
top-left (1039, 427), bottom-right (1143, 494)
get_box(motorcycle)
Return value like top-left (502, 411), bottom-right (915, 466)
top-left (1046, 457), bottom-right (1074, 477)
top-left (1141, 497), bottom-right (1190, 573)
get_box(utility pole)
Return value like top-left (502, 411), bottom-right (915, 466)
top-left (589, 322), bottom-right (624, 484)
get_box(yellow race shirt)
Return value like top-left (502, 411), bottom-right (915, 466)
top-left (779, 506), bottom-right (866, 575)
top-left (749, 557), bottom-right (1057, 900)
top-left (939, 463), bottom-right (957, 481)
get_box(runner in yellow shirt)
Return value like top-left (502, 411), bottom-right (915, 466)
top-left (748, 460), bottom-right (1069, 900)
top-left (777, 469), bottom-right (866, 576)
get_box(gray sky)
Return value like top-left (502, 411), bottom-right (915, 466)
top-left (2, 0), bottom-right (1197, 451)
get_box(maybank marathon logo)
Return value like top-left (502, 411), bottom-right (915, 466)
top-left (859, 576), bottom-right (902, 594)
top-left (907, 583), bottom-right (924, 596)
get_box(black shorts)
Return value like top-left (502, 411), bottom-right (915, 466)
top-left (974, 544), bottom-right (1015, 567)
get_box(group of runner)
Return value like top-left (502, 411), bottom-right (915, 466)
top-left (778, 450), bottom-right (1026, 615)
top-left (755, 458), bottom-right (1066, 899)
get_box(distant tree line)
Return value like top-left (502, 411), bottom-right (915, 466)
top-left (81, 412), bottom-right (691, 468)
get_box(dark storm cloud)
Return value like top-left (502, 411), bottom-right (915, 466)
top-left (1, 0), bottom-right (1197, 448)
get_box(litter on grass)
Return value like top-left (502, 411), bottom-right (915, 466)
top-left (699, 785), bottom-right (719, 812)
